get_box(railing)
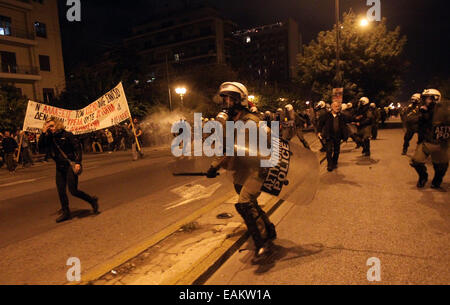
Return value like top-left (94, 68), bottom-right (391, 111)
top-left (1, 64), bottom-right (39, 75)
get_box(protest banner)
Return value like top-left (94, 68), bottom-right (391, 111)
top-left (22, 82), bottom-right (132, 135)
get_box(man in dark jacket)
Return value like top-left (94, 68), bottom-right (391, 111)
top-left (318, 102), bottom-right (349, 171)
top-left (1, 131), bottom-right (18, 173)
top-left (39, 117), bottom-right (99, 223)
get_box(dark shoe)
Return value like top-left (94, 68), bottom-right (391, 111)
top-left (402, 150), bottom-right (407, 155)
top-left (252, 241), bottom-right (275, 264)
top-left (90, 196), bottom-right (99, 214)
top-left (364, 152), bottom-right (371, 157)
top-left (327, 167), bottom-right (333, 172)
top-left (320, 147), bottom-right (326, 153)
top-left (431, 163), bottom-right (448, 190)
top-left (417, 174), bottom-right (428, 188)
top-left (56, 211), bottom-right (72, 223)
top-left (430, 184), bottom-right (442, 190)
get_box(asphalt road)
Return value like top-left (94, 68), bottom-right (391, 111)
top-left (0, 147), bottom-right (235, 284)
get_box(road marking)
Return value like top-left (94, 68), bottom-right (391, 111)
top-left (0, 179), bottom-right (37, 188)
top-left (165, 183), bottom-right (222, 210)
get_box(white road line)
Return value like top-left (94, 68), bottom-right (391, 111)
top-left (0, 179), bottom-right (37, 188)
top-left (165, 182), bottom-right (222, 210)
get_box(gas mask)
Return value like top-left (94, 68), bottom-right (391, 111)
top-left (217, 92), bottom-right (243, 123)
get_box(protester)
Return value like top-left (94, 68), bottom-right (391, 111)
top-left (1, 131), bottom-right (18, 173)
top-left (39, 117), bottom-right (99, 223)
top-left (91, 132), bottom-right (103, 153)
top-left (19, 131), bottom-right (34, 167)
top-left (105, 129), bottom-right (114, 152)
top-left (129, 119), bottom-right (144, 161)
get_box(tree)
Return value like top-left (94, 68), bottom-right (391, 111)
top-left (297, 12), bottom-right (407, 105)
top-left (0, 84), bottom-right (28, 131)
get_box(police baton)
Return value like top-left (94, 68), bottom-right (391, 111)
top-left (172, 172), bottom-right (220, 177)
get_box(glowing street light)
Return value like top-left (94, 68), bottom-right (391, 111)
top-left (360, 18), bottom-right (369, 27)
top-left (248, 95), bottom-right (255, 102)
top-left (175, 87), bottom-right (187, 107)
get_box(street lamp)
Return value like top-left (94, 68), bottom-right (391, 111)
top-left (175, 87), bottom-right (187, 107)
top-left (248, 95), bottom-right (255, 102)
top-left (360, 18), bottom-right (369, 27)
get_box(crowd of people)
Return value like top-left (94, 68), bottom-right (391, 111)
top-left (0, 118), bottom-right (176, 174)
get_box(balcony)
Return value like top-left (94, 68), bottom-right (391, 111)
top-left (0, 0), bottom-right (33, 10)
top-left (0, 64), bottom-right (41, 81)
top-left (0, 27), bottom-right (37, 46)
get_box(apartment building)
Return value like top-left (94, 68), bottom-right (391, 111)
top-left (124, 5), bottom-right (238, 77)
top-left (0, 0), bottom-right (65, 102)
top-left (233, 18), bottom-right (302, 84)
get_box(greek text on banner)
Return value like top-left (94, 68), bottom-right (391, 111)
top-left (22, 82), bottom-right (131, 135)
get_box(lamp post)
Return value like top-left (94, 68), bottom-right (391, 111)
top-left (175, 87), bottom-right (187, 108)
top-left (335, 0), bottom-right (341, 87)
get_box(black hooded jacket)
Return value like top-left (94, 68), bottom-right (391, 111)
top-left (39, 130), bottom-right (82, 167)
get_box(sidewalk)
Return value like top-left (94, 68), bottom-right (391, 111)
top-left (207, 129), bottom-right (449, 285)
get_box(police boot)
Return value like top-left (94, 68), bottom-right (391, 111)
top-left (56, 207), bottom-right (71, 223)
top-left (411, 162), bottom-right (428, 188)
top-left (235, 203), bottom-right (266, 252)
top-left (363, 139), bottom-right (371, 156)
top-left (431, 163), bottom-right (449, 189)
top-left (253, 202), bottom-right (277, 241)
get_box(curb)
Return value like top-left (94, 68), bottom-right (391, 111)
top-left (166, 196), bottom-right (282, 285)
top-left (74, 191), bottom-right (235, 285)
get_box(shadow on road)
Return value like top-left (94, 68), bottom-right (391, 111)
top-left (70, 209), bottom-right (98, 220)
top-left (246, 239), bottom-right (335, 275)
top-left (320, 172), bottom-right (362, 189)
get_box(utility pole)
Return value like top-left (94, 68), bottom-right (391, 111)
top-left (335, 0), bottom-right (341, 87)
top-left (165, 53), bottom-right (173, 111)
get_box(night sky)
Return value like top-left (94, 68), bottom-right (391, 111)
top-left (58, 0), bottom-right (449, 100)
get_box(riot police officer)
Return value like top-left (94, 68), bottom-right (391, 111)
top-left (206, 82), bottom-right (276, 259)
top-left (314, 101), bottom-right (328, 152)
top-left (410, 89), bottom-right (449, 189)
top-left (352, 97), bottom-right (374, 156)
top-left (281, 104), bottom-right (311, 149)
top-left (370, 103), bottom-right (380, 140)
top-left (402, 93), bottom-right (421, 155)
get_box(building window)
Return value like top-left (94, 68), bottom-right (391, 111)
top-left (34, 22), bottom-right (47, 38)
top-left (39, 55), bottom-right (51, 71)
top-left (43, 88), bottom-right (54, 104)
top-left (0, 51), bottom-right (17, 73)
top-left (0, 15), bottom-right (11, 36)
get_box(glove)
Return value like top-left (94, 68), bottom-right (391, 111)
top-left (206, 166), bottom-right (219, 179)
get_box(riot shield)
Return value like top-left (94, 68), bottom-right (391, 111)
top-left (260, 137), bottom-right (320, 202)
